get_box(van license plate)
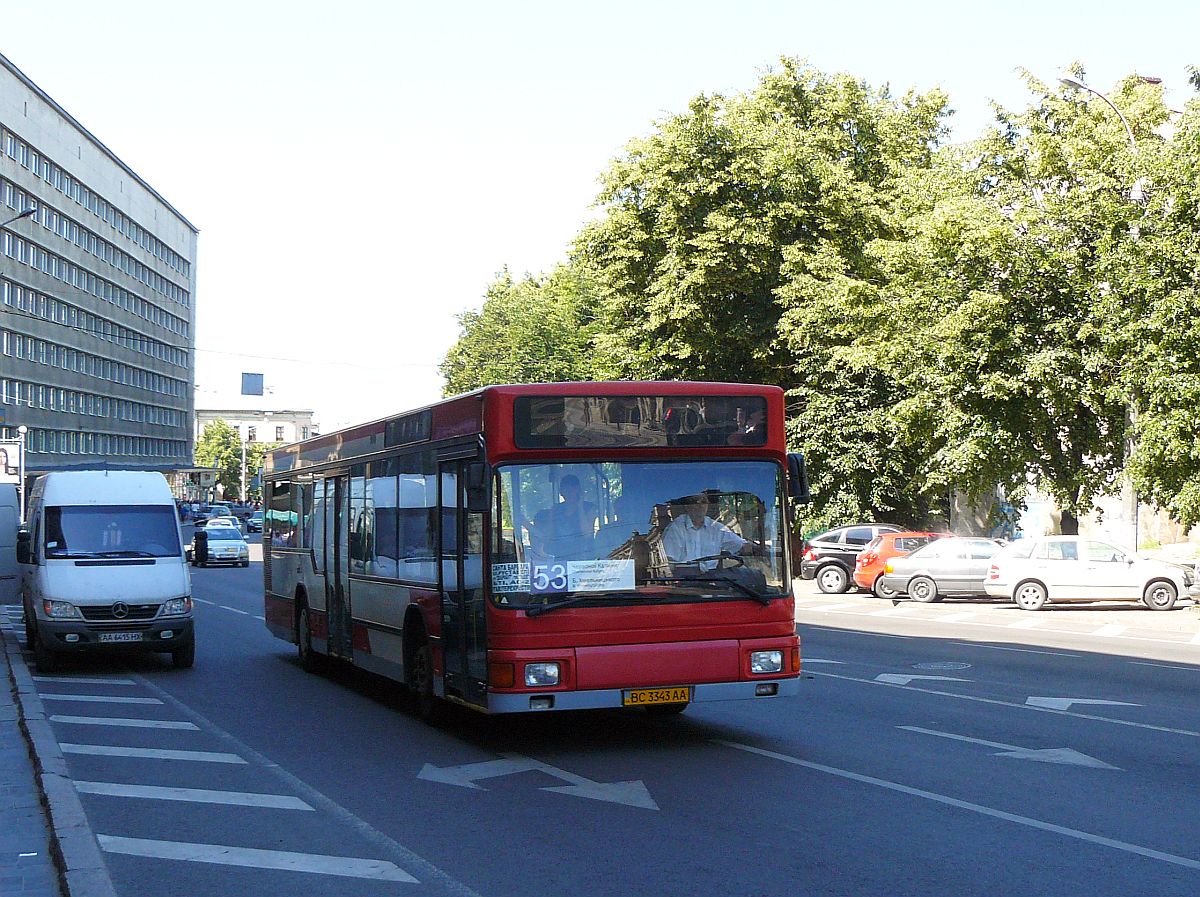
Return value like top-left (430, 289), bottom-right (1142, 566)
top-left (623, 686), bottom-right (691, 706)
top-left (98, 632), bottom-right (142, 643)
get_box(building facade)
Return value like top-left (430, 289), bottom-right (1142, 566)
top-left (195, 408), bottom-right (318, 447)
top-left (0, 52), bottom-right (197, 477)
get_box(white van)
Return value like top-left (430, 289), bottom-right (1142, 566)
top-left (0, 484), bottom-right (18, 606)
top-left (18, 471), bottom-right (194, 672)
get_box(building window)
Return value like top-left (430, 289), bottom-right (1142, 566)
top-left (276, 426), bottom-right (284, 442)
top-left (247, 426), bottom-right (256, 442)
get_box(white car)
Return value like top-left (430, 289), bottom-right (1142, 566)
top-left (984, 535), bottom-right (1192, 611)
top-left (193, 526), bottom-right (250, 568)
top-left (203, 516), bottom-right (240, 530)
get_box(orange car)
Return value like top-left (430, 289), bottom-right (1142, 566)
top-left (854, 531), bottom-right (947, 599)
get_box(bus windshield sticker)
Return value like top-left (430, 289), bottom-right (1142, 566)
top-left (567, 559), bottom-right (635, 592)
top-left (492, 563), bottom-right (531, 592)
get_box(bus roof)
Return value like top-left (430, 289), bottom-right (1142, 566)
top-left (264, 382), bottom-right (785, 475)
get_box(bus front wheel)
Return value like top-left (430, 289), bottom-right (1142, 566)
top-left (407, 637), bottom-right (442, 723)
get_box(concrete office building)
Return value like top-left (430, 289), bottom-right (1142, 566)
top-left (0, 52), bottom-right (197, 477)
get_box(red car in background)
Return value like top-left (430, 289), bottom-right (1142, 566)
top-left (854, 531), bottom-right (947, 599)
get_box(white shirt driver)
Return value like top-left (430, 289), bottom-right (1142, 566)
top-left (662, 516), bottom-right (748, 571)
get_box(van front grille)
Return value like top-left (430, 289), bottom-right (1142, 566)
top-left (79, 604), bottom-right (159, 622)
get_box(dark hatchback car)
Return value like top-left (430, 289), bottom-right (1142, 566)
top-left (800, 524), bottom-right (905, 593)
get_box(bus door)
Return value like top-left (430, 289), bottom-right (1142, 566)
top-left (437, 458), bottom-right (488, 706)
top-left (324, 475), bottom-right (353, 659)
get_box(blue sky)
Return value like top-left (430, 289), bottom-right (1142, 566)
top-left (2, 0), bottom-right (1196, 429)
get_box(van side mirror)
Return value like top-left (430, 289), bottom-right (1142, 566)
top-left (465, 461), bottom-right (490, 514)
top-left (787, 453), bottom-right (810, 504)
top-left (16, 530), bottom-right (33, 565)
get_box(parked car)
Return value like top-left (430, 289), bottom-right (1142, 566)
top-left (984, 535), bottom-right (1193, 611)
top-left (854, 531), bottom-right (948, 599)
top-left (192, 526), bottom-right (250, 568)
top-left (245, 510), bottom-right (263, 533)
top-left (879, 537), bottom-right (1004, 602)
top-left (800, 524), bottom-right (905, 593)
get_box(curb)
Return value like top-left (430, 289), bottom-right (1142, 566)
top-left (1, 625), bottom-right (119, 897)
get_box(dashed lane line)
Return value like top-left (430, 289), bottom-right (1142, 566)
top-left (808, 670), bottom-right (1200, 738)
top-left (1191, 630), bottom-right (1200, 646)
top-left (1007, 618), bottom-right (1044, 629)
top-left (75, 781), bottom-right (314, 810)
top-left (49, 715), bottom-right (199, 730)
top-left (1092, 624), bottom-right (1126, 637)
top-left (951, 643), bottom-right (1080, 658)
top-left (715, 740), bottom-right (1200, 872)
top-left (60, 744), bottom-right (247, 764)
top-left (222, 606), bottom-right (251, 615)
top-left (39, 694), bottom-right (163, 704)
top-left (34, 676), bottom-right (136, 686)
top-left (98, 835), bottom-right (418, 882)
top-left (1129, 661), bottom-right (1200, 673)
top-left (938, 612), bottom-right (979, 622)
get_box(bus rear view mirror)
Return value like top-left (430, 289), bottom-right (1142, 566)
top-left (465, 461), bottom-right (490, 514)
top-left (787, 453), bottom-right (810, 504)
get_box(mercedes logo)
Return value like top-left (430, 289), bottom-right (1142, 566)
top-left (112, 602), bottom-right (129, 619)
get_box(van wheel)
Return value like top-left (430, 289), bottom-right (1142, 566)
top-left (1143, 581), bottom-right (1177, 611)
top-left (32, 628), bottom-right (60, 674)
top-left (172, 641), bottom-right (195, 669)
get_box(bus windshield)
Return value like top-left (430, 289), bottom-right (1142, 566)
top-left (492, 460), bottom-right (786, 609)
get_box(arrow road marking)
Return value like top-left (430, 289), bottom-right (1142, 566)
top-left (1025, 697), bottom-right (1141, 711)
top-left (898, 726), bottom-right (1120, 769)
top-left (874, 674), bottom-right (971, 686)
top-left (419, 753), bottom-right (658, 810)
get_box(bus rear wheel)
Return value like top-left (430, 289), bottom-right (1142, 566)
top-left (296, 605), bottom-right (323, 673)
top-left (406, 636), bottom-right (442, 723)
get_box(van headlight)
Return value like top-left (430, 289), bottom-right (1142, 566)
top-left (524, 662), bottom-right (560, 686)
top-left (750, 650), bottom-right (783, 674)
top-left (42, 600), bottom-right (81, 619)
top-left (161, 597), bottom-right (192, 616)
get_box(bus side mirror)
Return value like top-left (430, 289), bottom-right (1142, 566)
top-left (465, 461), bottom-right (490, 514)
top-left (787, 453), bottom-right (810, 504)
top-left (16, 530), bottom-right (32, 565)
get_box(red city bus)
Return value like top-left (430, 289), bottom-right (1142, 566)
top-left (262, 382), bottom-right (809, 717)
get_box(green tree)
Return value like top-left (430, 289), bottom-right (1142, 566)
top-left (440, 265), bottom-right (600, 395)
top-left (577, 58), bottom-right (949, 523)
top-left (194, 420), bottom-right (241, 499)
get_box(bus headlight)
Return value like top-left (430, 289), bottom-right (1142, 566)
top-left (524, 662), bottom-right (560, 687)
top-left (161, 597), bottom-right (192, 617)
top-left (750, 650), bottom-right (783, 674)
top-left (42, 600), bottom-right (81, 619)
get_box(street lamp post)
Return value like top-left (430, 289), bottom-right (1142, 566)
top-left (1, 207), bottom-right (37, 229)
top-left (1059, 74), bottom-right (1145, 547)
top-left (16, 425), bottom-right (27, 521)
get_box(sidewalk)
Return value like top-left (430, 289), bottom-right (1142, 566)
top-left (1, 608), bottom-right (116, 897)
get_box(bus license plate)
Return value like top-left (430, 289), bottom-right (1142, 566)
top-left (98, 632), bottom-right (142, 643)
top-left (623, 686), bottom-right (691, 707)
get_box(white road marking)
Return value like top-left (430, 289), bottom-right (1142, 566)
top-left (897, 726), bottom-right (1120, 769)
top-left (193, 597), bottom-right (215, 604)
top-left (951, 643), bottom-right (1079, 657)
top-left (75, 781), bottom-right (313, 810)
top-left (869, 607), bottom-right (918, 617)
top-left (97, 835), bottom-right (417, 882)
top-left (801, 658), bottom-right (845, 664)
top-left (33, 676), bottom-right (135, 685)
top-left (938, 612), bottom-right (979, 622)
top-left (39, 694), bottom-right (162, 705)
top-left (715, 740), bottom-right (1200, 871)
top-left (60, 744), bottom-right (247, 764)
top-left (1007, 618), bottom-right (1044, 629)
top-left (875, 674), bottom-right (971, 686)
top-left (1128, 661), bottom-right (1200, 673)
top-left (1026, 697), bottom-right (1141, 711)
top-left (1190, 630), bottom-right (1200, 646)
top-left (1092, 624), bottom-right (1126, 637)
top-left (223, 607), bottom-right (250, 615)
top-left (49, 715), bottom-right (199, 730)
top-left (809, 671), bottom-right (1200, 737)
top-left (253, 615), bottom-right (265, 620)
top-left (804, 603), bottom-right (861, 612)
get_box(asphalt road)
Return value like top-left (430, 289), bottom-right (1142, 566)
top-left (16, 564), bottom-right (1200, 896)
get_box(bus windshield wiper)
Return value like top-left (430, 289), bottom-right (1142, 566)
top-left (647, 576), bottom-right (772, 605)
top-left (525, 595), bottom-right (599, 617)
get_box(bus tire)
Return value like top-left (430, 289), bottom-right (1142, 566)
top-left (406, 633), bottom-right (442, 723)
top-left (296, 603), bottom-right (323, 673)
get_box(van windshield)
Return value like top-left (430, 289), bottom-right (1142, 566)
top-left (44, 505), bottom-right (181, 559)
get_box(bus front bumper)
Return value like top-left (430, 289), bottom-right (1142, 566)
top-left (486, 677), bottom-right (800, 713)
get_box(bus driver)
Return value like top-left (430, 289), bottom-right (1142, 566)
top-left (662, 493), bottom-right (760, 572)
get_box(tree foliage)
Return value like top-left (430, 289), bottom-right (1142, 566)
top-left (194, 419), bottom-right (277, 501)
top-left (440, 266), bottom-right (600, 396)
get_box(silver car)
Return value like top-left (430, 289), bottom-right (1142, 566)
top-left (879, 537), bottom-right (1003, 602)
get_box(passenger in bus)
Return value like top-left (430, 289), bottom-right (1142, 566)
top-left (662, 493), bottom-right (760, 572)
top-left (541, 474), bottom-right (597, 558)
